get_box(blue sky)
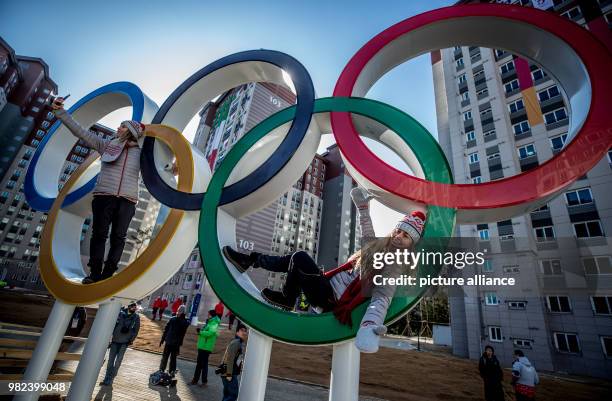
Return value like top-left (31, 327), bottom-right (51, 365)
top-left (1, 0), bottom-right (453, 232)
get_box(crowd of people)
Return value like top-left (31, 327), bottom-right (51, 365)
top-left (479, 345), bottom-right (540, 401)
top-left (95, 299), bottom-right (245, 400)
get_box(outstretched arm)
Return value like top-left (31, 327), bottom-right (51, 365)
top-left (350, 187), bottom-right (375, 238)
top-left (51, 98), bottom-right (108, 154)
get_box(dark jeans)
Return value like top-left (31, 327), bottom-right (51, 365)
top-left (193, 349), bottom-right (210, 383)
top-left (89, 195), bottom-right (136, 279)
top-left (221, 375), bottom-right (239, 401)
top-left (159, 344), bottom-right (180, 374)
top-left (103, 342), bottom-right (128, 383)
top-left (255, 251), bottom-right (335, 310)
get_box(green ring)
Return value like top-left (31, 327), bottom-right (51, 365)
top-left (198, 97), bottom-right (456, 345)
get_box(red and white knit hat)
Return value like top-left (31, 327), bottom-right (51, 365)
top-left (121, 120), bottom-right (146, 146)
top-left (395, 210), bottom-right (426, 242)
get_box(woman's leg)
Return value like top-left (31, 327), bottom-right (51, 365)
top-left (103, 197), bottom-right (136, 279)
top-left (88, 196), bottom-right (114, 281)
top-left (223, 246), bottom-right (292, 273)
top-left (284, 251), bottom-right (335, 309)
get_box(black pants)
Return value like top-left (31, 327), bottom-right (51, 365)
top-left (255, 251), bottom-right (335, 310)
top-left (89, 195), bottom-right (136, 279)
top-left (483, 380), bottom-right (505, 401)
top-left (192, 349), bottom-right (210, 383)
top-left (159, 344), bottom-right (180, 374)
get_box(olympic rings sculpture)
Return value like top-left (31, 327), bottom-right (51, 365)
top-left (24, 4), bottom-right (611, 345)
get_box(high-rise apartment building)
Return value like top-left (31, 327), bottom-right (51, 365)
top-left (432, 0), bottom-right (612, 378)
top-left (318, 144), bottom-right (359, 271)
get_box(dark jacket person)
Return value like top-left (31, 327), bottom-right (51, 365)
top-left (159, 305), bottom-right (190, 375)
top-left (101, 303), bottom-right (140, 385)
top-left (478, 345), bottom-right (505, 401)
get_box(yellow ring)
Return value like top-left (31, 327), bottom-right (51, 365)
top-left (40, 125), bottom-right (194, 305)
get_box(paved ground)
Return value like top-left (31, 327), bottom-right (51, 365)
top-left (60, 347), bottom-right (384, 401)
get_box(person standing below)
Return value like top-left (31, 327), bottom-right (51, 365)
top-left (159, 297), bottom-right (168, 321)
top-left (512, 350), bottom-right (539, 401)
top-left (100, 302), bottom-right (140, 386)
top-left (220, 324), bottom-right (248, 401)
top-left (478, 345), bottom-right (504, 401)
top-left (190, 310), bottom-right (221, 386)
top-left (171, 297), bottom-right (184, 316)
top-left (151, 296), bottom-right (162, 320)
top-left (51, 97), bottom-right (146, 284)
top-left (65, 307), bottom-right (87, 338)
top-left (214, 301), bottom-right (224, 320)
top-left (226, 310), bottom-right (236, 330)
top-left (159, 305), bottom-right (190, 376)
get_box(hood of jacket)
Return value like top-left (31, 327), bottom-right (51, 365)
top-left (517, 356), bottom-right (532, 367)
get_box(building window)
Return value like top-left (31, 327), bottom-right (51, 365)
top-left (591, 296), bottom-right (612, 315)
top-left (483, 130), bottom-right (495, 138)
top-left (534, 226), bottom-right (555, 242)
top-left (537, 85), bottom-right (560, 102)
top-left (601, 336), bottom-right (612, 357)
top-left (466, 131), bottom-right (475, 141)
top-left (560, 6), bottom-right (582, 20)
top-left (582, 256), bottom-right (612, 275)
top-left (544, 108), bottom-right (568, 125)
top-left (508, 301), bottom-right (527, 310)
top-left (508, 99), bottom-right (524, 113)
top-left (457, 74), bottom-right (467, 84)
top-left (476, 88), bottom-right (489, 98)
top-left (461, 92), bottom-right (469, 101)
top-left (31, 106), bottom-right (40, 113)
top-left (550, 133), bottom-right (567, 151)
top-left (504, 79), bottom-right (519, 93)
top-left (517, 144), bottom-right (536, 159)
top-left (468, 152), bottom-right (479, 164)
top-left (480, 107), bottom-right (491, 116)
top-left (531, 68), bottom-right (546, 81)
top-left (485, 292), bottom-right (499, 305)
top-left (565, 188), bottom-right (592, 206)
top-left (472, 176), bottom-right (482, 184)
top-left (513, 339), bottom-right (532, 348)
top-left (487, 152), bottom-right (500, 160)
top-left (513, 121), bottom-right (530, 135)
top-left (456, 58), bottom-right (464, 69)
top-left (463, 111), bottom-right (472, 121)
top-left (547, 296), bottom-right (572, 313)
top-left (500, 60), bottom-right (515, 74)
top-left (573, 220), bottom-right (604, 238)
top-left (478, 228), bottom-right (490, 241)
top-left (540, 259), bottom-right (562, 275)
top-left (489, 326), bottom-right (503, 342)
top-left (482, 259), bottom-right (492, 272)
top-left (554, 332), bottom-right (580, 354)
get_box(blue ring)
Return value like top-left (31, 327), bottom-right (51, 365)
top-left (142, 49), bottom-right (315, 210)
top-left (24, 82), bottom-right (146, 211)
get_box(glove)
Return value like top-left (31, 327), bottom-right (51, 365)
top-left (350, 187), bottom-right (375, 210)
top-left (355, 323), bottom-right (387, 353)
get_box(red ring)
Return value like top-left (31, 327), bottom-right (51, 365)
top-left (332, 4), bottom-right (612, 211)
